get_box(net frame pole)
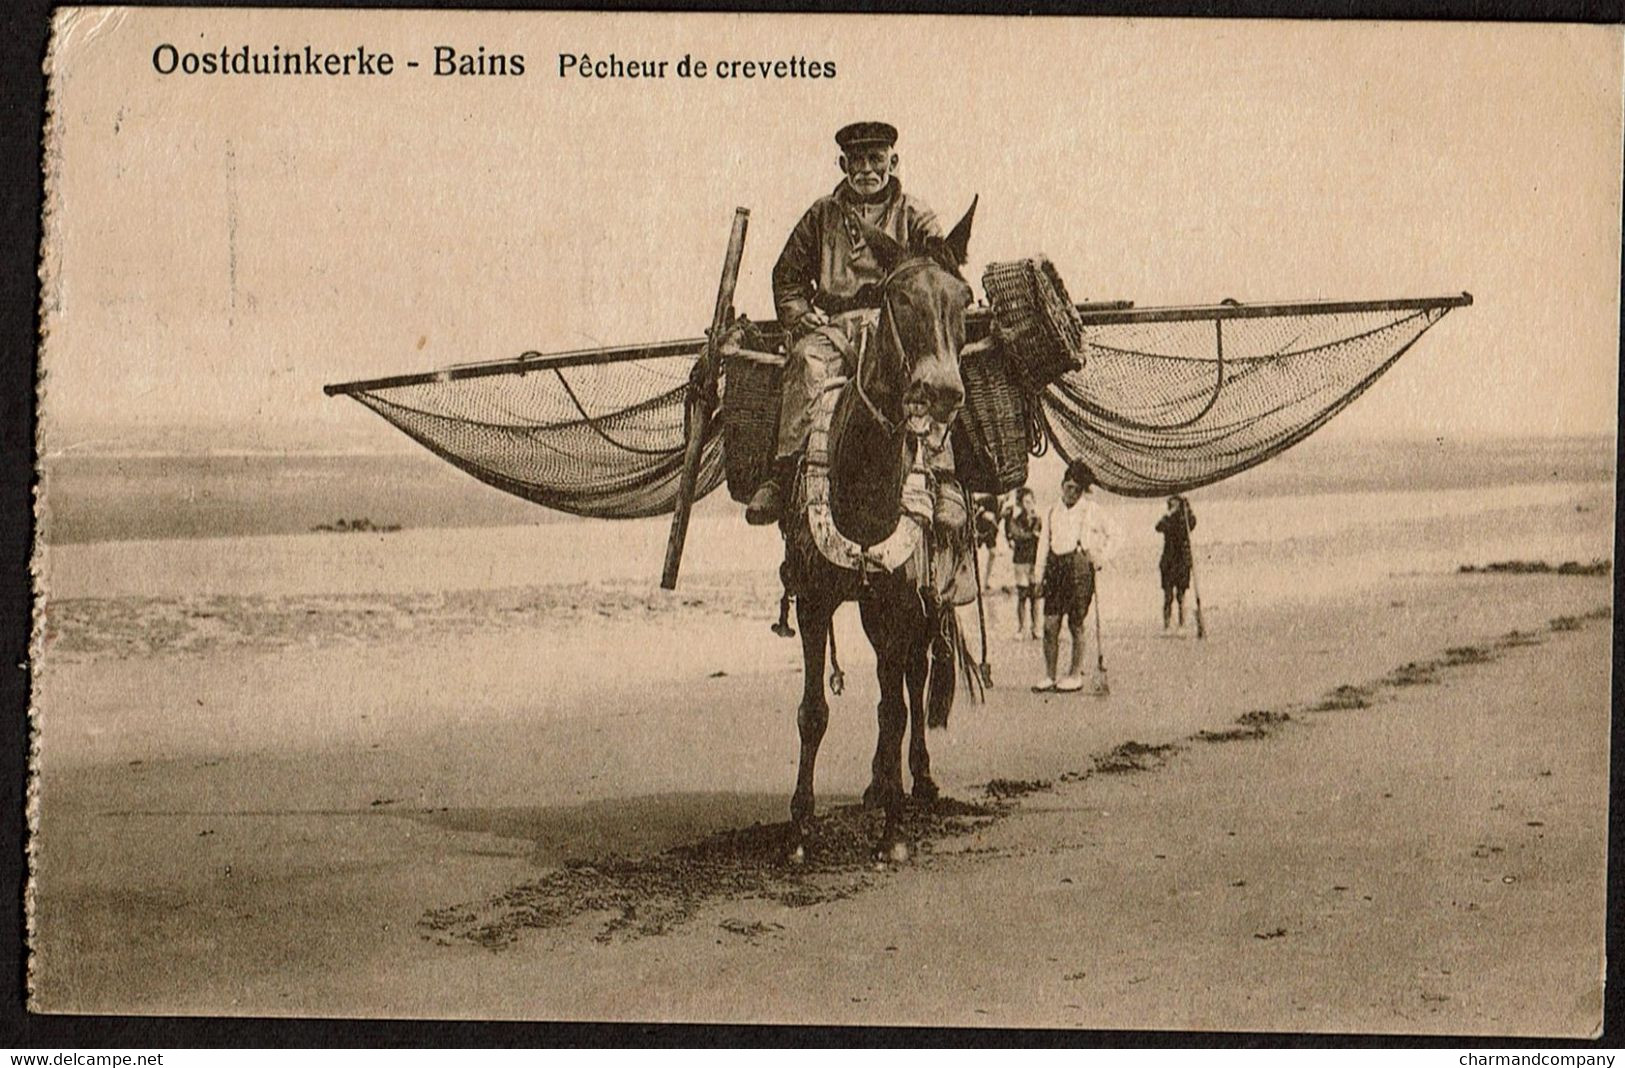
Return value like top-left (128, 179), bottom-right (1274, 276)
top-left (1071, 292), bottom-right (1471, 326)
top-left (1185, 500), bottom-right (1206, 639)
top-left (320, 301), bottom-right (1141, 398)
top-left (661, 207), bottom-right (750, 590)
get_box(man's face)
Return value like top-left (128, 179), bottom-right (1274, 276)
top-left (841, 146), bottom-right (897, 196)
top-left (1061, 479), bottom-right (1084, 507)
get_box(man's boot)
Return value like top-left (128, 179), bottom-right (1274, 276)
top-left (745, 454), bottom-right (798, 526)
top-left (745, 475), bottom-right (783, 526)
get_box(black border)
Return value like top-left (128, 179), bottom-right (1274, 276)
top-left (4, 0), bottom-right (1622, 1048)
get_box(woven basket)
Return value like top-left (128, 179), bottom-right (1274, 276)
top-left (723, 347), bottom-right (784, 503)
top-left (982, 256), bottom-right (1085, 393)
top-left (958, 345), bottom-right (1029, 494)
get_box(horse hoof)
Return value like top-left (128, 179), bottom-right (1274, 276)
top-left (872, 838), bottom-right (910, 864)
top-left (912, 778), bottom-right (940, 803)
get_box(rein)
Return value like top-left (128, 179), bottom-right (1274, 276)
top-left (853, 257), bottom-right (960, 447)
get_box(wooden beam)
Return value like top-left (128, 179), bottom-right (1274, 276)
top-left (322, 294), bottom-right (1471, 398)
top-left (661, 208), bottom-right (750, 590)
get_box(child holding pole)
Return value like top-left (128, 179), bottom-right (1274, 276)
top-left (1155, 495), bottom-right (1197, 630)
top-left (1033, 462), bottom-right (1114, 693)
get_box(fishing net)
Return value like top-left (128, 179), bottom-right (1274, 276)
top-left (1039, 300), bottom-right (1465, 497)
top-left (342, 349), bottom-right (722, 519)
top-left (328, 296), bottom-right (1467, 518)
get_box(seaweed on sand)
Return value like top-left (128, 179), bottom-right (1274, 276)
top-left (1385, 661), bottom-right (1440, 687)
top-left (1314, 684), bottom-right (1375, 711)
top-left (984, 778), bottom-right (1053, 799)
top-left (419, 797), bottom-right (1001, 948)
top-left (1457, 559), bottom-right (1610, 577)
top-left (1092, 741), bottom-right (1179, 774)
top-left (1193, 710), bottom-right (1292, 744)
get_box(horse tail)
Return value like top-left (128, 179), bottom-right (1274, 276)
top-left (927, 606), bottom-right (958, 729)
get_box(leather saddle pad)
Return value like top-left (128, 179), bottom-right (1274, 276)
top-left (826, 380), bottom-right (908, 548)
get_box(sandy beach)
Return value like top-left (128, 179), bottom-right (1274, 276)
top-left (28, 466), bottom-right (1613, 1034)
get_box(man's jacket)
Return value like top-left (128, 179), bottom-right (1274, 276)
top-left (772, 178), bottom-right (941, 330)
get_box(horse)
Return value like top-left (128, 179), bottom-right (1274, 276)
top-left (778, 197), bottom-right (979, 864)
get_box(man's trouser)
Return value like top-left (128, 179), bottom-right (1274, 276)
top-left (776, 310), bottom-right (875, 463)
top-left (776, 309), bottom-right (955, 478)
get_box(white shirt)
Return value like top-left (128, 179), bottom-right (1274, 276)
top-left (1034, 490), bottom-right (1114, 583)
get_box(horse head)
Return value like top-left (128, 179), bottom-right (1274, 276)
top-left (853, 196), bottom-right (978, 444)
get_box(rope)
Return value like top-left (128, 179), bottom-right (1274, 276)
top-left (552, 366), bottom-right (683, 457)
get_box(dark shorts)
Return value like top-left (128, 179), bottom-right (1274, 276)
top-left (1042, 551), bottom-right (1095, 625)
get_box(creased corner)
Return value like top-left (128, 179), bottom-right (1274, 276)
top-left (47, 7), bottom-right (130, 71)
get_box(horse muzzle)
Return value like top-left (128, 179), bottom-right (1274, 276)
top-left (905, 402), bottom-right (958, 452)
top-left (904, 369), bottom-right (965, 429)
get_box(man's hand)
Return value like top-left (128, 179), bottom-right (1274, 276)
top-left (959, 336), bottom-right (997, 359)
top-left (796, 308), bottom-right (831, 333)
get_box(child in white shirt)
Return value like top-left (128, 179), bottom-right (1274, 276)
top-left (1032, 461), bottom-right (1114, 692)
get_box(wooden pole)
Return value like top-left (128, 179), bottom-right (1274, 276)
top-left (1185, 499), bottom-right (1206, 639)
top-left (661, 207), bottom-right (749, 590)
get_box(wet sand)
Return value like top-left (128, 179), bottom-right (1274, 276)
top-left (27, 478), bottom-right (1614, 1032)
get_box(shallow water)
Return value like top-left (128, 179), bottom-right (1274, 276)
top-left (37, 433), bottom-right (1615, 546)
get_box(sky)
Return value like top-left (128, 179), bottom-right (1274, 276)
top-left (40, 10), bottom-right (1624, 452)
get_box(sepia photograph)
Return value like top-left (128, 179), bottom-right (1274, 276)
top-left (30, 8), bottom-right (1620, 1034)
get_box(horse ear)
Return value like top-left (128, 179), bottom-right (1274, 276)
top-left (860, 221), bottom-right (909, 273)
top-left (943, 195), bottom-right (978, 266)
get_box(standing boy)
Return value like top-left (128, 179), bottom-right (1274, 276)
top-left (1033, 462), bottom-right (1114, 693)
top-left (1006, 487), bottom-right (1042, 639)
top-left (1155, 495), bottom-right (1197, 630)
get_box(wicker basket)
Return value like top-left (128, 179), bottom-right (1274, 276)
top-left (722, 347), bottom-right (785, 503)
top-left (981, 256), bottom-right (1085, 393)
top-left (958, 345), bottom-right (1029, 494)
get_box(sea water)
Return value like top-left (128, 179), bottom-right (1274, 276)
top-left (35, 433), bottom-right (1614, 612)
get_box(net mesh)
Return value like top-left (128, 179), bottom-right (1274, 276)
top-left (348, 353), bottom-right (722, 519)
top-left (333, 299), bottom-right (1461, 517)
top-left (1040, 304), bottom-right (1456, 496)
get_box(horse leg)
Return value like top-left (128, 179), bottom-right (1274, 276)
top-left (860, 594), bottom-right (911, 862)
top-left (789, 591), bottom-right (832, 864)
top-left (905, 633), bottom-right (939, 802)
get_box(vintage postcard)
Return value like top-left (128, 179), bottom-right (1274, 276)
top-left (32, 9), bottom-right (1619, 1033)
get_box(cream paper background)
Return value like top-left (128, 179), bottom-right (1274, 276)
top-left (41, 10), bottom-right (1622, 447)
top-left (31, 9), bottom-right (1622, 1031)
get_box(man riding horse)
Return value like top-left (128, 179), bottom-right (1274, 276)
top-left (746, 121), bottom-right (962, 532)
top-left (750, 123), bottom-right (981, 863)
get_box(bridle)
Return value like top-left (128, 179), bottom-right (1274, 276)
top-left (853, 257), bottom-right (965, 450)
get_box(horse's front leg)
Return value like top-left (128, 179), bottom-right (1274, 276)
top-left (789, 591), bottom-right (832, 864)
top-left (860, 595), bottom-right (911, 862)
top-left (905, 632), bottom-right (939, 803)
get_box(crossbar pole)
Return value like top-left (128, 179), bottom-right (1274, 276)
top-left (322, 339), bottom-right (706, 396)
top-left (321, 294), bottom-right (1470, 398)
top-left (321, 301), bottom-right (1137, 397)
top-left (1073, 292), bottom-right (1472, 326)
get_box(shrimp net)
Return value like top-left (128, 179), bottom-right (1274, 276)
top-left (339, 348), bottom-right (721, 519)
top-left (326, 296), bottom-right (1466, 517)
top-left (1038, 300), bottom-right (1465, 496)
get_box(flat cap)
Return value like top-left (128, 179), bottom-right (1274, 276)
top-left (835, 121), bottom-right (899, 151)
